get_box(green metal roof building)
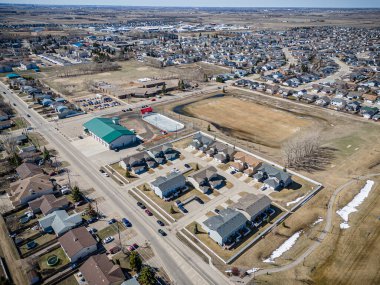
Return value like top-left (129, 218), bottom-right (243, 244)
top-left (83, 117), bottom-right (136, 150)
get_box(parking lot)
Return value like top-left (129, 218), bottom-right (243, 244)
top-left (73, 94), bottom-right (123, 112)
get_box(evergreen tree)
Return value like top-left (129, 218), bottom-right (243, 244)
top-left (129, 251), bottom-right (142, 272)
top-left (43, 146), bottom-right (50, 161)
top-left (71, 185), bottom-right (82, 202)
top-left (139, 267), bottom-right (155, 285)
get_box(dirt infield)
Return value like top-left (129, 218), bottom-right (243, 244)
top-left (178, 95), bottom-right (323, 148)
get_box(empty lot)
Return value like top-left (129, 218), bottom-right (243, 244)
top-left (175, 95), bottom-right (324, 148)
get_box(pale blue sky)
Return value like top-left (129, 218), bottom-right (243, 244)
top-left (1, 0), bottom-right (380, 8)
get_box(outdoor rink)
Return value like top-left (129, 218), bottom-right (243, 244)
top-left (142, 113), bottom-right (184, 132)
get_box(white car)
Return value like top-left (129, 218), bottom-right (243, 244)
top-left (102, 172), bottom-right (109, 177)
top-left (103, 236), bottom-right (114, 244)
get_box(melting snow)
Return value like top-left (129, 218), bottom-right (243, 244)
top-left (312, 217), bottom-right (323, 226)
top-left (286, 195), bottom-right (305, 207)
top-left (246, 268), bottom-right (260, 274)
top-left (263, 231), bottom-right (302, 263)
top-left (336, 180), bottom-right (374, 229)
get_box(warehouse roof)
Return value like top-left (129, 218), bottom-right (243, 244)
top-left (83, 117), bottom-right (134, 144)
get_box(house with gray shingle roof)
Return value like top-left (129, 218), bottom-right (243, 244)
top-left (189, 133), bottom-right (214, 151)
top-left (38, 210), bottom-right (82, 236)
top-left (188, 166), bottom-right (225, 193)
top-left (149, 172), bottom-right (186, 200)
top-left (119, 152), bottom-right (154, 174)
top-left (147, 143), bottom-right (179, 164)
top-left (202, 208), bottom-right (248, 246)
top-left (231, 193), bottom-right (272, 222)
top-left (253, 163), bottom-right (292, 191)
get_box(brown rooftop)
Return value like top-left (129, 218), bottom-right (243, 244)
top-left (79, 253), bottom-right (124, 285)
top-left (59, 227), bottom-right (97, 259)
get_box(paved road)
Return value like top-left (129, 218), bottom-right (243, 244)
top-left (0, 82), bottom-right (231, 285)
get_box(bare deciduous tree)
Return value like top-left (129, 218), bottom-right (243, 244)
top-left (282, 131), bottom-right (322, 170)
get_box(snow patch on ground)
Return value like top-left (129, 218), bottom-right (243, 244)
top-left (263, 231), bottom-right (302, 263)
top-left (246, 268), bottom-right (261, 275)
top-left (312, 217), bottom-right (323, 226)
top-left (336, 180), bottom-right (374, 229)
top-left (286, 195), bottom-right (305, 207)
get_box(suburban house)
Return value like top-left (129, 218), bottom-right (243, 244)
top-left (189, 133), bottom-right (214, 151)
top-left (119, 152), bottom-right (152, 174)
top-left (8, 174), bottom-right (55, 207)
top-left (232, 151), bottom-right (262, 176)
top-left (16, 162), bottom-right (43, 179)
top-left (253, 163), bottom-right (292, 191)
top-left (188, 166), bottom-right (225, 193)
top-left (59, 227), bottom-right (97, 263)
top-left (330, 98), bottom-right (347, 109)
top-left (202, 208), bottom-right (248, 247)
top-left (0, 120), bottom-right (13, 130)
top-left (213, 144), bottom-right (236, 163)
top-left (38, 210), bottom-right (82, 236)
top-left (79, 253), bottom-right (125, 285)
top-left (147, 143), bottom-right (179, 164)
top-left (149, 172), bottom-right (186, 200)
top-left (28, 194), bottom-right (69, 215)
top-left (231, 193), bottom-right (272, 222)
top-left (83, 117), bottom-right (136, 150)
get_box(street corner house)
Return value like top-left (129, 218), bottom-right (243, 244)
top-left (83, 117), bottom-right (136, 150)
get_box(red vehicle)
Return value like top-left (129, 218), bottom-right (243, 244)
top-left (145, 209), bottom-right (153, 216)
top-left (128, 243), bottom-right (138, 251)
top-left (151, 98), bottom-right (156, 101)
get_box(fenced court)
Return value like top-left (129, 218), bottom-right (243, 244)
top-left (142, 113), bottom-right (184, 132)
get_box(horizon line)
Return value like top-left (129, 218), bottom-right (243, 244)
top-left (1, 3), bottom-right (380, 9)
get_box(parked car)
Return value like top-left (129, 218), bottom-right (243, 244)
top-left (158, 229), bottom-right (167, 236)
top-left (260, 185), bottom-right (267, 191)
top-left (137, 202), bottom-right (146, 209)
top-left (151, 98), bottom-right (156, 101)
top-left (103, 236), bottom-right (114, 244)
top-left (26, 114), bottom-right (31, 117)
top-left (13, 103), bottom-right (16, 106)
top-left (230, 170), bottom-right (236, 175)
top-left (102, 172), bottom-right (109, 177)
top-left (75, 201), bottom-right (85, 207)
top-left (99, 169), bottom-right (105, 173)
top-left (215, 208), bottom-right (220, 214)
top-left (145, 209), bottom-right (153, 216)
top-left (87, 228), bottom-right (97, 234)
top-left (128, 243), bottom-right (138, 251)
top-left (184, 164), bottom-right (191, 169)
top-left (157, 220), bottom-right (164, 226)
top-left (108, 218), bottom-right (117, 225)
top-left (78, 135), bottom-right (83, 139)
top-left (122, 218), bottom-right (132, 227)
top-left (87, 217), bottom-right (98, 224)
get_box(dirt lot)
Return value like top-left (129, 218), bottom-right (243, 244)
top-left (38, 60), bottom-right (226, 100)
top-left (176, 95), bottom-right (321, 148)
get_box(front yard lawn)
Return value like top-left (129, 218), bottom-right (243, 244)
top-left (97, 222), bottom-right (125, 241)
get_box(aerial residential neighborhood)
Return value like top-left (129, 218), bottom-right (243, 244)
top-left (0, 2), bottom-right (379, 285)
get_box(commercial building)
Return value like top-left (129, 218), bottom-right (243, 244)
top-left (83, 117), bottom-right (136, 150)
